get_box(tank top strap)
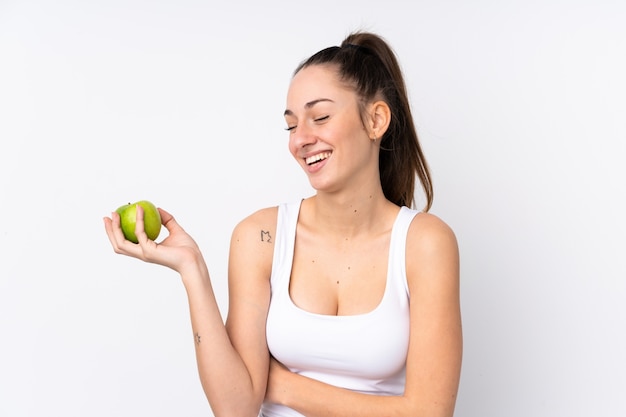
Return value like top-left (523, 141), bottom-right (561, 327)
top-left (388, 206), bottom-right (420, 297)
top-left (270, 200), bottom-right (302, 291)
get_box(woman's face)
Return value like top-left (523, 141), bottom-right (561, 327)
top-left (284, 64), bottom-right (378, 193)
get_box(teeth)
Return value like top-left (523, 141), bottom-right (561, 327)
top-left (305, 152), bottom-right (331, 165)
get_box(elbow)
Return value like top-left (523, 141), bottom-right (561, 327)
top-left (209, 401), bottom-right (262, 417)
top-left (204, 388), bottom-right (263, 417)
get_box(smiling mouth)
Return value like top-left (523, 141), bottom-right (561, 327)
top-left (305, 151), bottom-right (332, 166)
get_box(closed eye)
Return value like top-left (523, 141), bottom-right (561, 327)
top-left (285, 116), bottom-right (328, 132)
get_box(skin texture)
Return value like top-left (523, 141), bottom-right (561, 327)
top-left (103, 63), bottom-right (462, 417)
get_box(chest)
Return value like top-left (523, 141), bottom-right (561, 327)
top-left (289, 232), bottom-right (391, 316)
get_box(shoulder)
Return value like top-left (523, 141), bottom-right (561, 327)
top-left (406, 212), bottom-right (459, 290)
top-left (229, 206), bottom-right (279, 270)
top-left (407, 211), bottom-right (457, 251)
top-left (233, 206), bottom-right (279, 236)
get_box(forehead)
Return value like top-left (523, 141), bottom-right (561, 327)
top-left (286, 64), bottom-right (354, 108)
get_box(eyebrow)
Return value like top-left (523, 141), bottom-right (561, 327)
top-left (284, 98), bottom-right (335, 116)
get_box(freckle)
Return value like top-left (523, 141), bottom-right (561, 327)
top-left (348, 266), bottom-right (351, 270)
top-left (336, 280), bottom-right (340, 284)
top-left (354, 209), bottom-right (357, 213)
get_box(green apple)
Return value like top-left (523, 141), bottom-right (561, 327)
top-left (115, 200), bottom-right (162, 244)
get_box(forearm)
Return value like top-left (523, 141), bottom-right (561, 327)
top-left (181, 259), bottom-right (264, 417)
top-left (275, 372), bottom-right (416, 417)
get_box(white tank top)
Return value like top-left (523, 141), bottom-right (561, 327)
top-left (262, 201), bottom-right (419, 417)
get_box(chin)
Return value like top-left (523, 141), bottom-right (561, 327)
top-left (307, 178), bottom-right (338, 194)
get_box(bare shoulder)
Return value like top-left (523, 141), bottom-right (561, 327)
top-left (232, 206), bottom-right (279, 239)
top-left (406, 212), bottom-right (459, 288)
top-left (408, 212), bottom-right (457, 252)
top-left (229, 206), bottom-right (279, 269)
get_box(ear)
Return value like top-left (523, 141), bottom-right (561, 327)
top-left (366, 100), bottom-right (391, 140)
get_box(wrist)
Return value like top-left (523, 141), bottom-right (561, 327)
top-left (179, 250), bottom-right (210, 286)
top-left (276, 365), bottom-right (297, 408)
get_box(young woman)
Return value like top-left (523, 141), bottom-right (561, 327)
top-left (104, 31), bottom-right (462, 417)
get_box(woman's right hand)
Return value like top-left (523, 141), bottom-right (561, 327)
top-left (103, 205), bottom-right (203, 274)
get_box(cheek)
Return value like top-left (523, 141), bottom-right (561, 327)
top-left (287, 135), bottom-right (299, 159)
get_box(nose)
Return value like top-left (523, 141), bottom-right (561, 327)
top-left (290, 121), bottom-right (317, 150)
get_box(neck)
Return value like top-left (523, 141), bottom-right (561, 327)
top-left (303, 189), bottom-right (397, 238)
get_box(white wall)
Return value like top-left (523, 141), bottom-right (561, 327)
top-left (1, 1), bottom-right (624, 416)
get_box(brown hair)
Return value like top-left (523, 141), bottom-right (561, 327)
top-left (294, 31), bottom-right (433, 211)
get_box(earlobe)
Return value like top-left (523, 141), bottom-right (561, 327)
top-left (368, 101), bottom-right (391, 140)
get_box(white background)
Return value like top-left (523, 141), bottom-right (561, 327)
top-left (1, 1), bottom-right (625, 416)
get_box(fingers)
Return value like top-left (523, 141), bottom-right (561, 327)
top-left (158, 207), bottom-right (172, 224)
top-left (158, 207), bottom-right (186, 236)
top-left (103, 211), bottom-right (128, 253)
top-left (133, 205), bottom-right (161, 254)
top-left (134, 204), bottom-right (147, 243)
top-left (158, 207), bottom-right (176, 229)
top-left (103, 208), bottom-right (149, 257)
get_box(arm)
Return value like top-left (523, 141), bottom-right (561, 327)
top-left (188, 207), bottom-right (274, 416)
top-left (103, 205), bottom-right (275, 417)
top-left (265, 212), bottom-right (462, 417)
